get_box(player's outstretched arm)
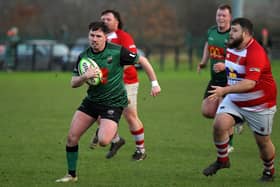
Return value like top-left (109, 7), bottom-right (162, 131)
top-left (197, 42), bottom-right (209, 73)
top-left (138, 56), bottom-right (161, 96)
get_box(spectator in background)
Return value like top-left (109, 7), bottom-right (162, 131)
top-left (197, 4), bottom-right (236, 152)
top-left (259, 28), bottom-right (272, 59)
top-left (5, 27), bottom-right (20, 70)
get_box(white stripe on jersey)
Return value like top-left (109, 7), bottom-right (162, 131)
top-left (225, 39), bottom-right (276, 110)
top-left (107, 32), bottom-right (117, 41)
top-left (225, 60), bottom-right (245, 85)
top-left (129, 44), bottom-right (136, 49)
top-left (241, 103), bottom-right (268, 112)
top-left (225, 61), bottom-right (246, 75)
top-left (228, 90), bottom-right (264, 101)
top-left (227, 48), bottom-right (247, 57)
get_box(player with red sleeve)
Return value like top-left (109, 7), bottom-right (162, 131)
top-left (107, 28), bottom-right (139, 84)
top-left (225, 39), bottom-right (276, 110)
top-left (203, 18), bottom-right (277, 182)
top-left (90, 10), bottom-right (161, 161)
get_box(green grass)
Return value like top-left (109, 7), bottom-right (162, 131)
top-left (0, 61), bottom-right (280, 187)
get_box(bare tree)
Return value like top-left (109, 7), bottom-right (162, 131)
top-left (0, 0), bottom-right (280, 46)
top-left (123, 0), bottom-right (184, 47)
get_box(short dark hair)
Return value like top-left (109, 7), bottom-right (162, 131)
top-left (88, 21), bottom-right (109, 33)
top-left (101, 9), bottom-right (123, 29)
top-left (218, 4), bottom-right (232, 14)
top-left (232, 17), bottom-right (254, 35)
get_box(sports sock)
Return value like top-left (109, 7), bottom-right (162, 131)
top-left (66, 145), bottom-right (78, 177)
top-left (111, 134), bottom-right (120, 143)
top-left (95, 128), bottom-right (99, 136)
top-left (215, 138), bottom-right (229, 163)
top-left (262, 155), bottom-right (275, 175)
top-left (131, 128), bottom-right (145, 153)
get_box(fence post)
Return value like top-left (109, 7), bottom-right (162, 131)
top-left (14, 44), bottom-right (19, 70)
top-left (188, 46), bottom-right (193, 70)
top-left (174, 46), bottom-right (179, 71)
top-left (159, 45), bottom-right (165, 71)
top-left (48, 44), bottom-right (54, 70)
top-left (31, 44), bottom-right (36, 71)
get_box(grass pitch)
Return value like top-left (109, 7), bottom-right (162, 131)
top-left (0, 62), bottom-right (279, 187)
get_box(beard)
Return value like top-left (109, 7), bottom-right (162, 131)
top-left (227, 36), bottom-right (243, 49)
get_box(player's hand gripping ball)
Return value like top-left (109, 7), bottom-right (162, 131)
top-left (78, 58), bottom-right (102, 86)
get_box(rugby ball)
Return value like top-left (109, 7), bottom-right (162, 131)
top-left (78, 57), bottom-right (102, 86)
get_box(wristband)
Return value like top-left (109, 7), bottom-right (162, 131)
top-left (151, 80), bottom-right (159, 87)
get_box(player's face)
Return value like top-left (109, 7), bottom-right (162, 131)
top-left (88, 29), bottom-right (107, 52)
top-left (228, 24), bottom-right (244, 49)
top-left (216, 8), bottom-right (231, 31)
top-left (101, 13), bottom-right (119, 32)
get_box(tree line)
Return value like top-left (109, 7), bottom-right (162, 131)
top-left (1, 0), bottom-right (279, 48)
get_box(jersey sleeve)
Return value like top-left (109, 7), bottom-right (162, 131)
top-left (119, 31), bottom-right (137, 53)
top-left (245, 46), bottom-right (266, 81)
top-left (120, 47), bottom-right (139, 66)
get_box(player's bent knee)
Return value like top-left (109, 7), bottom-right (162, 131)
top-left (213, 122), bottom-right (228, 135)
top-left (202, 113), bottom-right (215, 119)
top-left (255, 135), bottom-right (271, 149)
top-left (98, 138), bottom-right (110, 146)
top-left (202, 110), bottom-right (216, 118)
top-left (67, 134), bottom-right (79, 146)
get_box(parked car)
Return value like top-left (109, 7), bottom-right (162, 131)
top-left (16, 42), bottom-right (49, 70)
top-left (52, 43), bottom-right (70, 65)
top-left (16, 39), bottom-right (70, 70)
top-left (69, 38), bottom-right (89, 63)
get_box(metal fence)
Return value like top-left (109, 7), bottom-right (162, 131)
top-left (1, 40), bottom-right (279, 72)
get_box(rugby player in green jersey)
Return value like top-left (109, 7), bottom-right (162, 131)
top-left (56, 21), bottom-right (161, 183)
top-left (197, 4), bottom-right (236, 152)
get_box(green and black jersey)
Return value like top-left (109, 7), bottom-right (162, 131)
top-left (73, 42), bottom-right (139, 107)
top-left (206, 25), bottom-right (229, 83)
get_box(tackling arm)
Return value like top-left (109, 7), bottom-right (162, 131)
top-left (197, 42), bottom-right (209, 73)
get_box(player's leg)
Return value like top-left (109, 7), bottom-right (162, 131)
top-left (89, 117), bottom-right (100, 149)
top-left (201, 96), bottom-right (219, 118)
top-left (203, 97), bottom-right (242, 176)
top-left (246, 107), bottom-right (276, 182)
top-left (56, 110), bottom-right (96, 183)
top-left (123, 105), bottom-right (146, 160)
top-left (201, 81), bottom-right (235, 152)
top-left (123, 83), bottom-right (146, 160)
top-left (201, 81), bottom-right (219, 118)
top-left (227, 126), bottom-right (234, 153)
top-left (254, 134), bottom-right (275, 182)
top-left (98, 105), bottom-right (124, 159)
top-left (203, 113), bottom-right (234, 176)
top-left (98, 118), bottom-right (119, 146)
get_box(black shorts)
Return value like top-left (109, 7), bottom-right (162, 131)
top-left (78, 98), bottom-right (123, 124)
top-left (203, 80), bottom-right (227, 99)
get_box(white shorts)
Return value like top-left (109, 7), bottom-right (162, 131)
top-left (217, 96), bottom-right (276, 135)
top-left (125, 82), bottom-right (139, 108)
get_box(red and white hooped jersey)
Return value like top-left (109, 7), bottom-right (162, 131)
top-left (225, 38), bottom-right (277, 111)
top-left (107, 29), bottom-right (138, 84)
